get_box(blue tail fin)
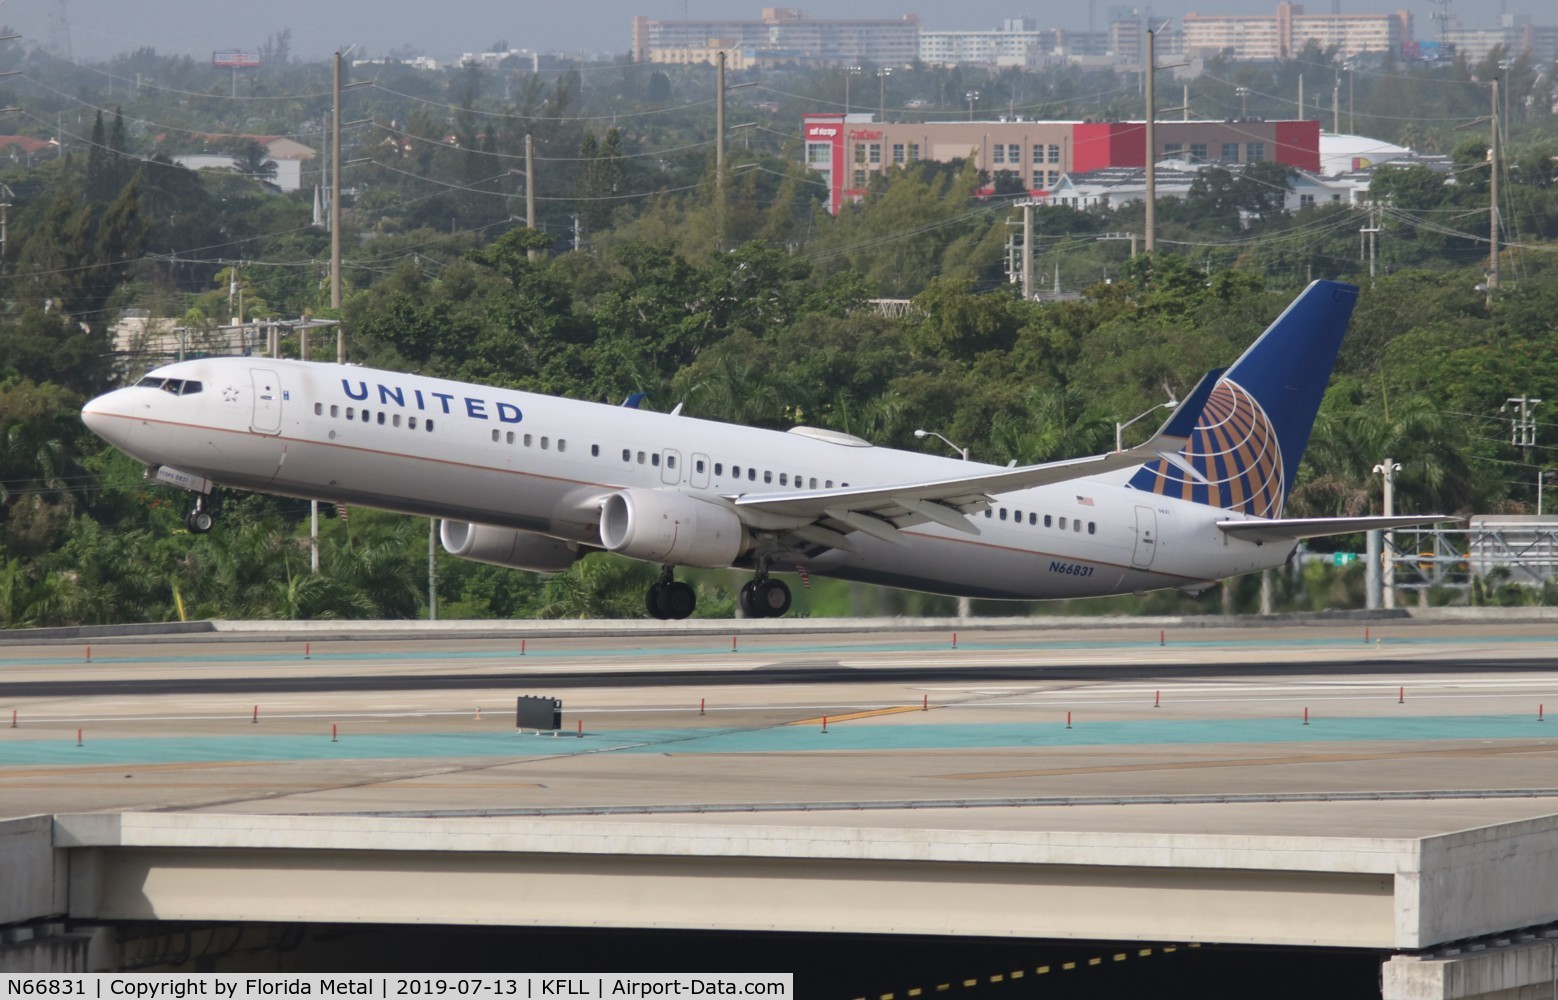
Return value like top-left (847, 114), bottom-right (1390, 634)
top-left (1127, 280), bottom-right (1359, 517)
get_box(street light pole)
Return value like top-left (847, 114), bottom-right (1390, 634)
top-left (966, 89), bottom-right (980, 121)
top-left (1373, 458), bottom-right (1401, 610)
top-left (1115, 399), bottom-right (1178, 452)
top-left (914, 428), bottom-right (970, 461)
top-left (914, 428), bottom-right (972, 621)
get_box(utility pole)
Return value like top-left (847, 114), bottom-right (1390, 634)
top-left (1489, 77), bottom-right (1500, 301)
top-left (1332, 75), bottom-right (1340, 134)
top-left (1144, 28), bottom-right (1156, 254)
top-left (1360, 202), bottom-right (1379, 286)
top-left (716, 49), bottom-right (726, 248)
top-left (1021, 201), bottom-right (1033, 300)
top-left (428, 520), bottom-right (439, 621)
top-left (525, 133), bottom-right (537, 260)
top-left (1297, 74), bottom-right (1303, 120)
top-left (1506, 394), bottom-right (1540, 458)
top-left (330, 53), bottom-right (342, 314)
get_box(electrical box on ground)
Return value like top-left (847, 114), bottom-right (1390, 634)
top-left (516, 696), bottom-right (562, 730)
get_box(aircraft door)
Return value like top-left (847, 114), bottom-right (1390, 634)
top-left (1132, 505), bottom-right (1157, 569)
top-left (250, 368), bottom-right (283, 435)
top-left (690, 453), bottom-right (712, 489)
top-left (660, 449), bottom-right (682, 485)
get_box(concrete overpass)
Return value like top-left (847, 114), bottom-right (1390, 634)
top-left (9, 618), bottom-right (1558, 997)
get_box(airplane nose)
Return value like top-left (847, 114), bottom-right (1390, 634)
top-left (81, 389), bottom-right (133, 448)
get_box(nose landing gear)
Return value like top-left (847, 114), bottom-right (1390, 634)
top-left (184, 494), bottom-right (215, 534)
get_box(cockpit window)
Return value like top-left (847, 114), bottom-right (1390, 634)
top-left (136, 377), bottom-right (203, 395)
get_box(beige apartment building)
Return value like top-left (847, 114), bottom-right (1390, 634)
top-left (631, 7), bottom-right (920, 66)
top-left (1183, 2), bottom-right (1412, 60)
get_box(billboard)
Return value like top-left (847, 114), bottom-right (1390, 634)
top-left (213, 51), bottom-right (262, 67)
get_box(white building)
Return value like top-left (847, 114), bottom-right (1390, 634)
top-left (172, 154), bottom-right (303, 193)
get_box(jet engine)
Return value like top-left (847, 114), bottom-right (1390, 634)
top-left (439, 521), bottom-right (582, 574)
top-left (598, 489), bottom-right (747, 568)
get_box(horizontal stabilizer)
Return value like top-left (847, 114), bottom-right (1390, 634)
top-left (1217, 514), bottom-right (1458, 544)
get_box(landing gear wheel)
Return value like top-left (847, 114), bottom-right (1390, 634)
top-left (754, 579), bottom-right (792, 618)
top-left (738, 581), bottom-right (759, 618)
top-left (646, 582), bottom-right (670, 620)
top-left (663, 581), bottom-right (696, 620)
top-left (185, 507), bottom-right (213, 534)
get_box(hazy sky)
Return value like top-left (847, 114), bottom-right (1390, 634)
top-left (4, 0), bottom-right (1550, 63)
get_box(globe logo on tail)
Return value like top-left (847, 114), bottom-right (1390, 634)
top-left (1128, 380), bottom-right (1285, 517)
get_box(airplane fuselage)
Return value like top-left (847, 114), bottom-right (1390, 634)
top-left (82, 356), bottom-right (1289, 602)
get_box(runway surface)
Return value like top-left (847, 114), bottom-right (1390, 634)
top-left (5, 619), bottom-right (1558, 834)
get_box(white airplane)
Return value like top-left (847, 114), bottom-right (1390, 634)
top-left (81, 280), bottom-right (1445, 619)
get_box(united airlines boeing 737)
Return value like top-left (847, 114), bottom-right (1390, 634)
top-left (80, 280), bottom-right (1445, 618)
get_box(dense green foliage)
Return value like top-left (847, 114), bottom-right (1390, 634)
top-left (3, 40), bottom-right (1558, 625)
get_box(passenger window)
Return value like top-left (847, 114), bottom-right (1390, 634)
top-left (506, 431), bottom-right (515, 444)
top-left (825, 480), bottom-right (833, 488)
top-left (1060, 517), bottom-right (1068, 530)
top-left (590, 444), bottom-right (599, 457)
top-left (999, 509), bottom-right (1007, 521)
top-left (361, 409), bottom-right (370, 422)
top-left (314, 403), bottom-right (322, 416)
top-left (696, 460), bottom-right (705, 473)
top-left (346, 407), bottom-right (355, 419)
top-left (394, 414), bottom-right (402, 428)
top-left (525, 434), bottom-right (533, 447)
top-left (748, 468), bottom-right (756, 481)
top-left (330, 405), bottom-right (339, 417)
top-left (763, 471), bottom-right (772, 483)
top-left (666, 454), bottom-right (675, 468)
top-left (409, 416), bottom-right (417, 430)
top-left (377, 412), bottom-right (386, 425)
top-left (541, 437), bottom-right (550, 450)
top-left (558, 440), bottom-right (566, 453)
top-left (809, 478), bottom-right (817, 489)
top-left (491, 429), bottom-right (500, 442)
top-left (1088, 522), bottom-right (1096, 534)
top-left (1075, 520), bottom-right (1083, 532)
top-left (652, 453), bottom-right (660, 467)
top-left (780, 474), bottom-right (788, 486)
top-left (426, 419), bottom-right (435, 432)
top-left (1029, 513), bottom-right (1037, 526)
top-left (638, 451), bottom-right (646, 464)
top-left (715, 463), bottom-right (723, 475)
top-left (984, 509), bottom-right (992, 518)
top-left (1044, 514), bottom-right (1052, 528)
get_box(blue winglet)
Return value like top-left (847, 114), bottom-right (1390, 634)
top-left (621, 392), bottom-right (647, 409)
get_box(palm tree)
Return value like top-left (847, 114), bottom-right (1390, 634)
top-left (1289, 395), bottom-right (1480, 517)
top-left (991, 386), bottom-right (1114, 464)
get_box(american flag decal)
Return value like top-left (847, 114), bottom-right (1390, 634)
top-left (1127, 379), bottom-right (1285, 518)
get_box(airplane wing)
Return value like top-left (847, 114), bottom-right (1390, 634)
top-left (1216, 515), bottom-right (1458, 544)
top-left (730, 369), bottom-right (1223, 550)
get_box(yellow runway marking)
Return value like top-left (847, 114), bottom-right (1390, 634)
top-left (787, 706), bottom-right (925, 726)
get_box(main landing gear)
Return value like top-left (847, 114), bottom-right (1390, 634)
top-left (738, 572), bottom-right (791, 619)
top-left (644, 567), bottom-right (795, 620)
top-left (184, 494), bottom-right (215, 535)
top-left (646, 567), bottom-right (697, 621)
